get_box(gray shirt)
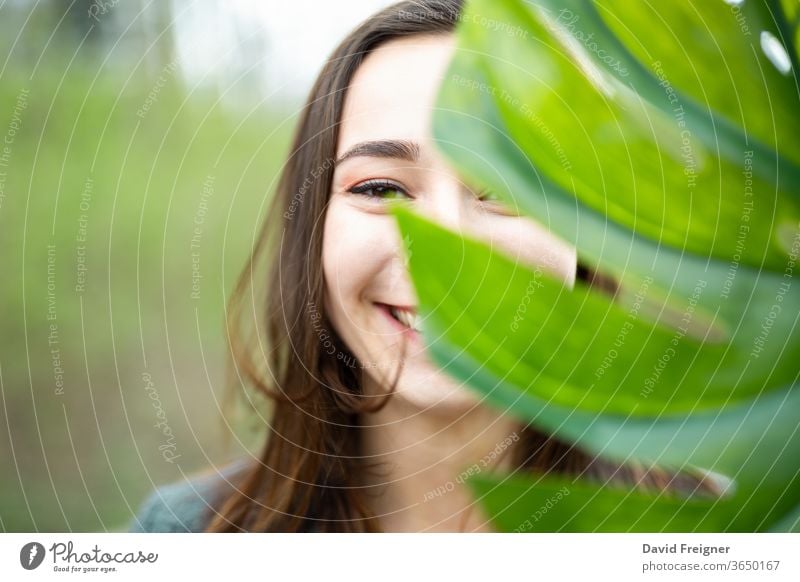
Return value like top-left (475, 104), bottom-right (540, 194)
top-left (128, 458), bottom-right (251, 533)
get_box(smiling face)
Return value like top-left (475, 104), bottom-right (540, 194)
top-left (322, 34), bottom-right (577, 412)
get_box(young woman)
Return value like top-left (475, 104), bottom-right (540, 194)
top-left (129, 0), bottom-right (720, 533)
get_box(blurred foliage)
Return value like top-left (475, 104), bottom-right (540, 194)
top-left (0, 2), bottom-right (293, 531)
top-left (395, 0), bottom-right (800, 531)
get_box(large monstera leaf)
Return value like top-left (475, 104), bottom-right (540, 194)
top-left (392, 0), bottom-right (800, 532)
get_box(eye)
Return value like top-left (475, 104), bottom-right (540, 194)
top-left (477, 188), bottom-right (499, 202)
top-left (347, 179), bottom-right (410, 201)
top-left (476, 188), bottom-right (517, 215)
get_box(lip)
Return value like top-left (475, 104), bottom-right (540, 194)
top-left (374, 302), bottom-right (421, 341)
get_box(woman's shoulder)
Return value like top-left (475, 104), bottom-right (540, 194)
top-left (127, 457), bottom-right (252, 533)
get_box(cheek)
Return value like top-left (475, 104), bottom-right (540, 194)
top-left (322, 198), bottom-right (395, 324)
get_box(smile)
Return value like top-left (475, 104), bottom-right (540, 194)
top-left (375, 302), bottom-right (422, 333)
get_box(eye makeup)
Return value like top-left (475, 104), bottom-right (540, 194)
top-left (346, 179), bottom-right (411, 201)
top-left (475, 188), bottom-right (497, 202)
top-left (475, 188), bottom-right (519, 216)
top-left (343, 178), bottom-right (518, 216)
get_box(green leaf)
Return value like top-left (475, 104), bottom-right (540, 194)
top-left (467, 472), bottom-right (734, 532)
top-left (397, 0), bottom-right (800, 532)
top-left (768, 501), bottom-right (800, 532)
top-left (434, 0), bottom-right (800, 273)
top-left (391, 206), bottom-right (800, 530)
top-left (393, 207), bottom-right (800, 417)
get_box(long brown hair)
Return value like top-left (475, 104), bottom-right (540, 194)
top-left (205, 0), bottom-right (720, 532)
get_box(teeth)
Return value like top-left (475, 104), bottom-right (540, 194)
top-left (390, 306), bottom-right (420, 331)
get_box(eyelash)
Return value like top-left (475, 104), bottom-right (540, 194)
top-left (476, 188), bottom-right (499, 202)
top-left (346, 179), bottom-right (505, 208)
top-left (347, 179), bottom-right (410, 200)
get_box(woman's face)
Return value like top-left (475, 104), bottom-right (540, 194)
top-left (322, 34), bottom-right (576, 411)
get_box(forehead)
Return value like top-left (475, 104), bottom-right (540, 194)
top-left (336, 34), bottom-right (456, 157)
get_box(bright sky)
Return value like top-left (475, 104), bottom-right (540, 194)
top-left (171, 0), bottom-right (396, 104)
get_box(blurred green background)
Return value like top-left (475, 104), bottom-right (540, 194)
top-left (0, 0), bottom-right (302, 531)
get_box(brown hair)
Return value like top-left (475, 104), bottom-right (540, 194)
top-left (205, 0), bottom-right (720, 532)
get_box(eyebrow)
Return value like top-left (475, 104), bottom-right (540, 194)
top-left (335, 139), bottom-right (421, 166)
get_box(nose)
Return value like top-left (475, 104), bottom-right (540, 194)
top-left (418, 177), bottom-right (470, 234)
